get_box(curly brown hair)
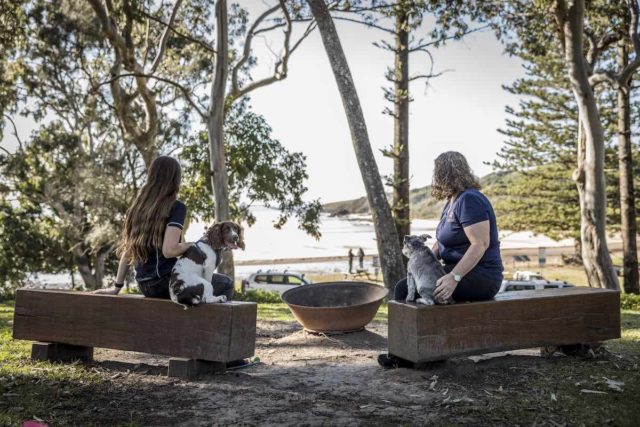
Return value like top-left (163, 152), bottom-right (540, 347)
top-left (431, 151), bottom-right (481, 200)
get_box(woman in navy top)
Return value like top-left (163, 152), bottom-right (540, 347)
top-left (394, 151), bottom-right (503, 303)
top-left (94, 156), bottom-right (234, 299)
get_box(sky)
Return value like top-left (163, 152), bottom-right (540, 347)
top-left (1, 2), bottom-right (525, 205)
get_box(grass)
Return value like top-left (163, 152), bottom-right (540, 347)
top-left (1, 293), bottom-right (639, 425)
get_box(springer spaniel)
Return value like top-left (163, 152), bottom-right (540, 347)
top-left (169, 221), bottom-right (245, 309)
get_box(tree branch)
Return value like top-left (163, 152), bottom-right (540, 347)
top-left (149, 0), bottom-right (184, 73)
top-left (97, 73), bottom-right (206, 118)
top-left (230, 0), bottom-right (305, 101)
top-left (618, 0), bottom-right (640, 86)
top-left (230, 4), bottom-right (282, 98)
top-left (2, 114), bottom-right (23, 150)
top-left (136, 7), bottom-right (217, 54)
top-left (588, 71), bottom-right (616, 87)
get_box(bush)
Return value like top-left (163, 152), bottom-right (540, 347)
top-left (621, 293), bottom-right (640, 310)
top-left (234, 289), bottom-right (283, 303)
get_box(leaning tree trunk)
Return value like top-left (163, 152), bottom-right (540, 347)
top-left (307, 0), bottom-right (405, 290)
top-left (73, 246), bottom-right (99, 290)
top-left (207, 0), bottom-right (235, 279)
top-left (563, 0), bottom-right (619, 290)
top-left (392, 8), bottom-right (411, 246)
top-left (617, 43), bottom-right (640, 294)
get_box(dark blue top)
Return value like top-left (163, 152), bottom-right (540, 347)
top-left (435, 189), bottom-right (503, 280)
top-left (134, 200), bottom-right (187, 282)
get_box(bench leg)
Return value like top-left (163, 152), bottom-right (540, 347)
top-left (31, 342), bottom-right (93, 363)
top-left (168, 358), bottom-right (226, 380)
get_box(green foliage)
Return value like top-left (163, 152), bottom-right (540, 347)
top-left (485, 43), bottom-right (639, 242)
top-left (234, 289), bottom-right (283, 304)
top-left (621, 293), bottom-right (640, 310)
top-left (181, 101), bottom-right (322, 238)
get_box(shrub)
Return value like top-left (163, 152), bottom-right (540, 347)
top-left (621, 293), bottom-right (640, 311)
top-left (234, 289), bottom-right (283, 303)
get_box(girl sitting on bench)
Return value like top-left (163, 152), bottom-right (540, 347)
top-left (94, 156), bottom-right (234, 301)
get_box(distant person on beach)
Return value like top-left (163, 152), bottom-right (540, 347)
top-left (358, 247), bottom-right (365, 269)
top-left (93, 156), bottom-right (234, 301)
top-left (379, 151), bottom-right (503, 368)
top-left (348, 249), bottom-right (354, 273)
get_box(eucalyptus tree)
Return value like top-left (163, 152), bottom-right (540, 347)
top-left (0, 0), bottom-right (321, 284)
top-left (307, 0), bottom-right (405, 289)
top-left (86, 0), bottom-right (318, 277)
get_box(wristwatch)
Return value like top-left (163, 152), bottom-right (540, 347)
top-left (114, 282), bottom-right (125, 289)
top-left (451, 272), bottom-right (462, 283)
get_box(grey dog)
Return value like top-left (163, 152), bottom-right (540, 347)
top-left (402, 234), bottom-right (453, 305)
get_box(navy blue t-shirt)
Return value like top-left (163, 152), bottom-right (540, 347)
top-left (135, 200), bottom-right (187, 282)
top-left (435, 189), bottom-right (503, 280)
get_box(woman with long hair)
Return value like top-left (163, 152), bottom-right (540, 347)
top-left (379, 151), bottom-right (503, 368)
top-left (95, 156), bottom-right (233, 299)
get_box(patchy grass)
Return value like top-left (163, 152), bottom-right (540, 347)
top-left (1, 298), bottom-right (638, 425)
top-left (0, 302), bottom-right (195, 426)
top-left (256, 302), bottom-right (388, 322)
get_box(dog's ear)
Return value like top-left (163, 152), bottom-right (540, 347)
top-left (419, 234), bottom-right (432, 241)
top-left (236, 223), bottom-right (246, 250)
top-left (204, 223), bottom-right (224, 249)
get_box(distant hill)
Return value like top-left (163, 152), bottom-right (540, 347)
top-left (323, 173), bottom-right (504, 219)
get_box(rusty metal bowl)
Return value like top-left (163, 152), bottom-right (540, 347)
top-left (281, 281), bottom-right (388, 333)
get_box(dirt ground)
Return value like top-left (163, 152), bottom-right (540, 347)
top-left (46, 318), bottom-right (634, 426)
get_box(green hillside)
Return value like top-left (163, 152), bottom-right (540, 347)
top-left (323, 173), bottom-right (504, 219)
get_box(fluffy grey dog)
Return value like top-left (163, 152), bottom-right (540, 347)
top-left (403, 234), bottom-right (452, 305)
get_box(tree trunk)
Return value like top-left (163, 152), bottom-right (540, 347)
top-left (307, 0), bottom-right (405, 290)
top-left (392, 8), bottom-right (411, 246)
top-left (563, 0), bottom-right (619, 290)
top-left (73, 246), bottom-right (98, 290)
top-left (208, 0), bottom-right (235, 279)
top-left (617, 43), bottom-right (639, 294)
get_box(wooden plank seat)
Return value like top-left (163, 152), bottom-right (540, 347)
top-left (388, 287), bottom-right (620, 365)
top-left (12, 289), bottom-right (257, 379)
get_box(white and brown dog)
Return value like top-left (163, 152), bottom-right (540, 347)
top-left (169, 221), bottom-right (245, 309)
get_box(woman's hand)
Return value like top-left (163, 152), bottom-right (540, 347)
top-left (434, 273), bottom-right (458, 301)
top-left (93, 287), bottom-right (121, 295)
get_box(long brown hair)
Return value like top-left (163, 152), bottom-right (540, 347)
top-left (431, 151), bottom-right (481, 200)
top-left (118, 156), bottom-right (182, 264)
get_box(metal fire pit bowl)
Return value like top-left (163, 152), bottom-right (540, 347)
top-left (281, 282), bottom-right (388, 333)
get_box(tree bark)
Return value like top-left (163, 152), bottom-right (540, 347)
top-left (73, 246), bottom-right (98, 290)
top-left (617, 42), bottom-right (640, 294)
top-left (208, 0), bottom-right (235, 278)
top-left (392, 7), bottom-right (411, 246)
top-left (563, 0), bottom-right (619, 290)
top-left (307, 0), bottom-right (405, 290)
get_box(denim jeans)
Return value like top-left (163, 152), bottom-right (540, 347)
top-left (138, 272), bottom-right (234, 300)
top-left (394, 264), bottom-right (501, 302)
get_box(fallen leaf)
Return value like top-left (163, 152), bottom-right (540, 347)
top-left (580, 389), bottom-right (608, 395)
top-left (603, 377), bottom-right (624, 392)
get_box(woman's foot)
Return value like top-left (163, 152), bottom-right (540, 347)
top-left (377, 353), bottom-right (414, 369)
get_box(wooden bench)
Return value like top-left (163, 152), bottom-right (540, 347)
top-left (12, 289), bottom-right (257, 379)
top-left (388, 287), bottom-right (620, 364)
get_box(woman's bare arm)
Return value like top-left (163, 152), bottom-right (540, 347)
top-left (161, 226), bottom-right (193, 258)
top-left (93, 252), bottom-right (129, 295)
top-left (450, 220), bottom-right (490, 277)
top-left (434, 220), bottom-right (490, 300)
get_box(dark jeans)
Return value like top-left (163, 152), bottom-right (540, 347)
top-left (138, 273), bottom-right (234, 300)
top-left (394, 264), bottom-right (501, 302)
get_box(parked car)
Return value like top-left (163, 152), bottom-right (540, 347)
top-left (499, 270), bottom-right (575, 293)
top-left (242, 270), bottom-right (312, 294)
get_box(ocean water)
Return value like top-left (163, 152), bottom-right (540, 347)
top-left (185, 206), bottom-right (575, 277)
top-left (26, 206), bottom-right (575, 285)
